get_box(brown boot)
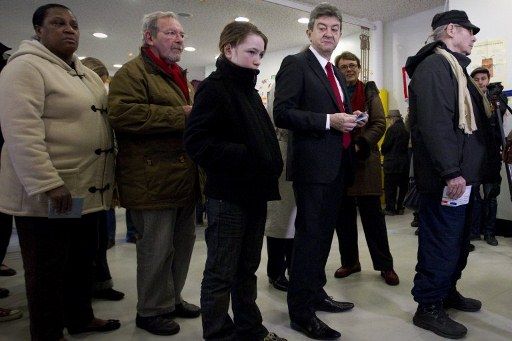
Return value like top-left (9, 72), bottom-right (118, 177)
top-left (334, 263), bottom-right (361, 278)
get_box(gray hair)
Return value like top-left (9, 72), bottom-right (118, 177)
top-left (425, 24), bottom-right (449, 44)
top-left (308, 3), bottom-right (342, 31)
top-left (141, 11), bottom-right (178, 45)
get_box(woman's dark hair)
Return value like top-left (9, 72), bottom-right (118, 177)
top-left (218, 21), bottom-right (268, 55)
top-left (32, 3), bottom-right (71, 28)
top-left (335, 51), bottom-right (361, 68)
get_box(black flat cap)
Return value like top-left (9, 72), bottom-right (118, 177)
top-left (431, 10), bottom-right (480, 35)
top-left (0, 42), bottom-right (11, 55)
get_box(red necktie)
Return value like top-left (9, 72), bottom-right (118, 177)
top-left (325, 62), bottom-right (351, 149)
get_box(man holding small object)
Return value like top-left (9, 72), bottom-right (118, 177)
top-left (405, 10), bottom-right (492, 339)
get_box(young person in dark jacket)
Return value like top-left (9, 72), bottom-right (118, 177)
top-left (184, 22), bottom-right (284, 341)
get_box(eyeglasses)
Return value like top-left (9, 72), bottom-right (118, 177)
top-left (339, 63), bottom-right (359, 70)
top-left (452, 24), bottom-right (474, 35)
top-left (160, 30), bottom-right (186, 39)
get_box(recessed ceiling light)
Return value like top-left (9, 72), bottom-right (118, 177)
top-left (235, 17), bottom-right (249, 22)
top-left (93, 32), bottom-right (108, 39)
top-left (184, 47), bottom-right (196, 52)
top-left (78, 56), bottom-right (86, 60)
top-left (113, 64), bottom-right (122, 68)
top-left (178, 12), bottom-right (192, 18)
top-left (128, 52), bottom-right (133, 57)
top-left (298, 17), bottom-right (309, 24)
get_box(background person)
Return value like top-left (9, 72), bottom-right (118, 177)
top-left (184, 21), bottom-right (285, 341)
top-left (0, 4), bottom-right (120, 339)
top-left (333, 51), bottom-right (399, 286)
top-left (381, 110), bottom-right (410, 216)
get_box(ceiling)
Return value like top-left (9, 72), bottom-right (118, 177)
top-left (1, 0), bottom-right (444, 73)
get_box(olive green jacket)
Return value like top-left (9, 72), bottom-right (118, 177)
top-left (108, 50), bottom-right (199, 209)
top-left (346, 81), bottom-right (386, 196)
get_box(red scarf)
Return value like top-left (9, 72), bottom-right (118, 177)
top-left (350, 80), bottom-right (366, 112)
top-left (144, 47), bottom-right (190, 102)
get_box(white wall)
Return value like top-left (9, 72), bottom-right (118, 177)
top-left (186, 66), bottom-right (206, 82)
top-left (383, 5), bottom-right (444, 115)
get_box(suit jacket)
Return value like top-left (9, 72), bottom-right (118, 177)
top-left (273, 49), bottom-right (353, 184)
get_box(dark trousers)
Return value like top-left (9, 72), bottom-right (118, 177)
top-left (94, 211), bottom-right (113, 290)
top-left (384, 172), bottom-right (409, 212)
top-left (481, 182), bottom-right (500, 236)
top-left (15, 212), bottom-right (100, 341)
top-left (266, 237), bottom-right (293, 280)
top-left (469, 189), bottom-right (483, 237)
top-left (125, 209), bottom-right (137, 240)
top-left (335, 195), bottom-right (393, 270)
top-left (288, 170), bottom-right (344, 321)
top-left (412, 193), bottom-right (472, 304)
top-left (201, 198), bottom-right (268, 341)
top-left (0, 212), bottom-right (13, 264)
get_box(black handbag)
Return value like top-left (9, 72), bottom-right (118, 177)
top-left (404, 177), bottom-right (420, 211)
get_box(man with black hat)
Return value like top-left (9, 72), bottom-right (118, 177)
top-left (405, 10), bottom-right (491, 339)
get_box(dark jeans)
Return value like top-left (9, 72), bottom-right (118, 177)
top-left (125, 209), bottom-right (137, 241)
top-left (412, 192), bottom-right (472, 304)
top-left (94, 211), bottom-right (113, 290)
top-left (481, 182), bottom-right (500, 236)
top-left (201, 198), bottom-right (268, 341)
top-left (266, 237), bottom-right (293, 280)
top-left (0, 212), bottom-right (13, 264)
top-left (15, 212), bottom-right (100, 341)
top-left (288, 169), bottom-right (344, 321)
top-left (335, 195), bottom-right (393, 270)
top-left (384, 172), bottom-right (409, 212)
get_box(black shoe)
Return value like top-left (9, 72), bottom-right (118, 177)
top-left (410, 217), bottom-right (419, 227)
top-left (468, 243), bottom-right (475, 252)
top-left (414, 228), bottom-right (419, 236)
top-left (0, 264), bottom-right (16, 276)
top-left (444, 291), bottom-right (481, 312)
top-left (484, 234), bottom-right (498, 246)
top-left (169, 301), bottom-right (200, 318)
top-left (0, 287), bottom-right (9, 298)
top-left (107, 239), bottom-right (115, 249)
top-left (291, 315), bottom-right (341, 340)
top-left (136, 314), bottom-right (180, 335)
top-left (93, 288), bottom-right (125, 301)
top-left (397, 207), bottom-right (405, 215)
top-left (314, 297), bottom-right (354, 313)
top-left (269, 275), bottom-right (289, 292)
top-left (68, 319), bottom-right (121, 335)
top-left (413, 303), bottom-right (467, 339)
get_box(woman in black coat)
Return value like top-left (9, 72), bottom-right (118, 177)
top-left (184, 22), bottom-right (284, 341)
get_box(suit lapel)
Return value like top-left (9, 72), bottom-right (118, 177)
top-left (305, 49), bottom-right (340, 111)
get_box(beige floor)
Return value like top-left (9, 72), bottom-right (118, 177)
top-left (1, 208), bottom-right (511, 340)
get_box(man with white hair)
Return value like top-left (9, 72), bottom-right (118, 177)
top-left (405, 10), bottom-right (491, 339)
top-left (108, 11), bottom-right (200, 336)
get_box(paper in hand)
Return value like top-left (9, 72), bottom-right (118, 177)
top-left (441, 186), bottom-right (472, 207)
top-left (48, 197), bottom-right (84, 219)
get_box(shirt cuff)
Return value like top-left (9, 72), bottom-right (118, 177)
top-left (326, 114), bottom-right (330, 129)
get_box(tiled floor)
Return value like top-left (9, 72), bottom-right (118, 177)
top-left (1, 208), bottom-right (511, 340)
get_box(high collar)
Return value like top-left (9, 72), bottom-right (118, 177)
top-left (405, 41), bottom-right (471, 77)
top-left (216, 56), bottom-right (259, 88)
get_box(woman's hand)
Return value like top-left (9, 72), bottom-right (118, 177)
top-left (46, 185), bottom-right (72, 214)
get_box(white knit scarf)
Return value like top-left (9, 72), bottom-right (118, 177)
top-left (434, 47), bottom-right (492, 134)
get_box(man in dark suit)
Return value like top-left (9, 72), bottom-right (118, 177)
top-left (273, 3), bottom-right (367, 340)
